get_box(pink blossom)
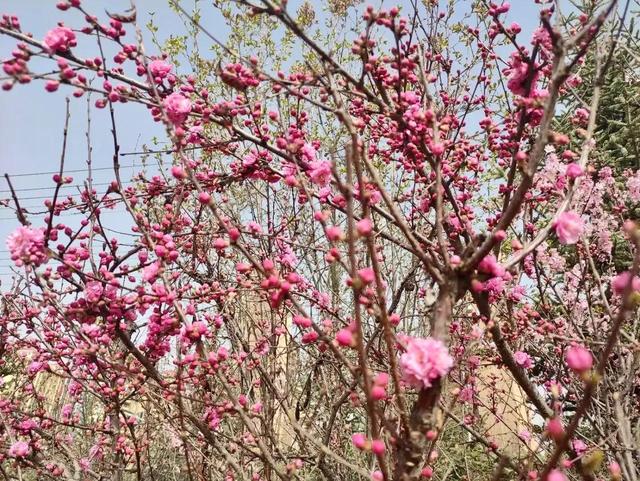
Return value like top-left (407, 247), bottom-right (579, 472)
top-left (357, 267), bottom-right (375, 285)
top-left (565, 163), bottom-right (584, 179)
top-left (548, 470), bottom-right (567, 481)
top-left (8, 441), bottom-right (31, 458)
top-left (506, 52), bottom-right (539, 97)
top-left (163, 92), bottom-right (192, 124)
top-left (301, 143), bottom-right (317, 162)
top-left (565, 345), bottom-right (593, 373)
top-left (198, 192), bottom-right (211, 204)
top-left (611, 271), bottom-right (640, 296)
top-left (326, 225), bottom-right (344, 242)
top-left (43, 26), bottom-right (76, 53)
top-left (6, 226), bottom-right (47, 266)
top-left (572, 108), bottom-right (590, 125)
top-left (308, 160), bottom-right (332, 186)
top-left (400, 336), bottom-right (453, 390)
top-left (546, 417), bottom-right (564, 440)
top-left (336, 329), bottom-right (354, 347)
top-left (356, 218), bottom-right (373, 236)
top-left (554, 211), bottom-right (584, 245)
top-left (171, 165), bottom-right (186, 179)
top-left (478, 254), bottom-right (505, 278)
top-left (84, 281), bottom-right (103, 303)
top-left (572, 439), bottom-right (587, 455)
top-left (371, 385), bottom-right (386, 400)
top-left (610, 462), bottom-right (622, 479)
top-left (371, 439), bottom-right (385, 455)
top-left (373, 372), bottom-right (388, 386)
top-left (143, 261), bottom-right (161, 282)
top-left (148, 59), bottom-right (172, 80)
top-left (351, 433), bottom-right (366, 450)
top-left (45, 80), bottom-right (60, 92)
top-left (429, 142), bottom-right (445, 156)
top-left (514, 351), bottom-right (533, 369)
top-left (518, 429), bottom-right (531, 442)
top-left (421, 467), bottom-right (433, 478)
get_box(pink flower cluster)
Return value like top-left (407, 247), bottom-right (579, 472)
top-left (163, 92), bottom-right (192, 125)
top-left (219, 63), bottom-right (260, 90)
top-left (400, 336), bottom-right (453, 390)
top-left (43, 26), bottom-right (76, 53)
top-left (6, 226), bottom-right (47, 267)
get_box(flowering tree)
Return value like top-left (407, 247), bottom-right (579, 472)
top-left (1, 1), bottom-right (639, 481)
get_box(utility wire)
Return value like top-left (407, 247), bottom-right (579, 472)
top-left (2, 163), bottom-right (141, 178)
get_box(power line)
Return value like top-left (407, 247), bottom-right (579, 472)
top-left (0, 209), bottom-right (129, 221)
top-left (0, 181), bottom-right (135, 201)
top-left (0, 181), bottom-right (114, 195)
top-left (2, 163), bottom-right (142, 179)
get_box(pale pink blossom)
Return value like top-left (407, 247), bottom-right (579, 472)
top-left (627, 171), bottom-right (640, 202)
top-left (400, 336), bottom-right (453, 389)
top-left (554, 211), bottom-right (584, 245)
top-left (610, 462), bottom-right (622, 479)
top-left (326, 225), bottom-right (343, 242)
top-left (572, 108), bottom-right (590, 125)
top-left (43, 26), bottom-right (76, 53)
top-left (163, 92), bottom-right (192, 124)
top-left (478, 254), bottom-right (505, 278)
top-left (6, 226), bottom-right (47, 266)
top-left (572, 439), bottom-right (587, 455)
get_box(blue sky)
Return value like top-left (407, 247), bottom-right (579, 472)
top-left (0, 0), bottom-right (202, 280)
top-left (0, 0), bottom-right (544, 281)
